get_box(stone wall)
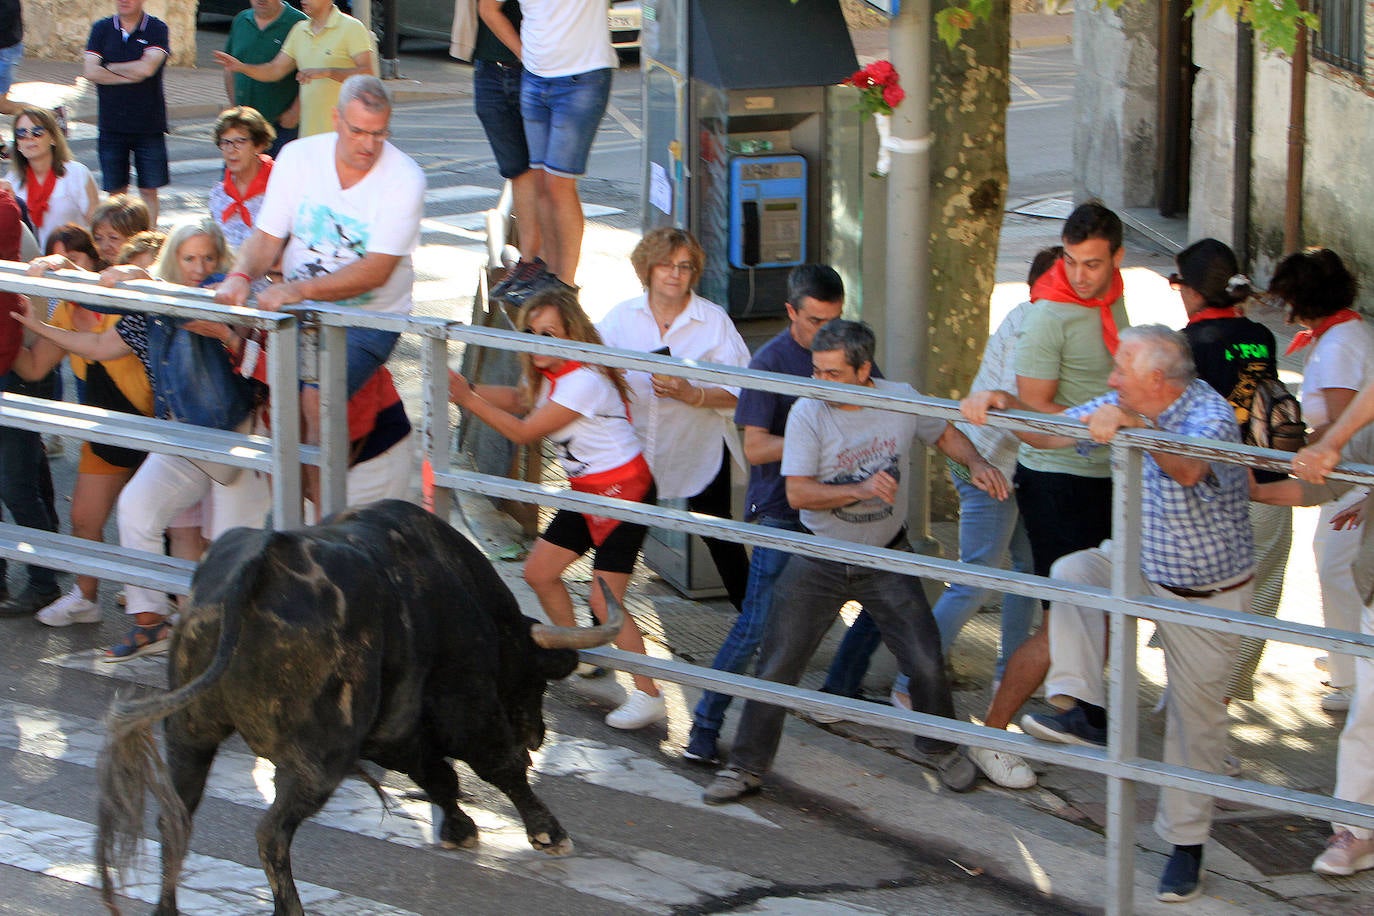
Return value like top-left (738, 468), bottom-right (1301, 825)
top-left (1071, 1), bottom-right (1159, 208)
top-left (1128, 0), bottom-right (1373, 312)
top-left (21, 0), bottom-right (198, 68)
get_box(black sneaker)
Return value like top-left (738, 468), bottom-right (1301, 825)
top-left (490, 257), bottom-right (546, 301)
top-left (0, 587), bottom-right (63, 618)
top-left (1157, 845), bottom-right (1204, 902)
top-left (683, 727), bottom-right (721, 766)
top-left (1021, 705), bottom-right (1108, 747)
top-left (505, 271), bottom-right (578, 308)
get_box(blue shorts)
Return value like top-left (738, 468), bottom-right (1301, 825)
top-left (0, 42), bottom-right (21, 96)
top-left (474, 60), bottom-right (530, 180)
top-left (97, 130), bottom-right (170, 191)
top-left (520, 68), bottom-right (612, 179)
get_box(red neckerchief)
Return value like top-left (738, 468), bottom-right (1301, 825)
top-left (1187, 306), bottom-right (1241, 325)
top-left (220, 155), bottom-right (273, 228)
top-left (24, 166), bottom-right (57, 229)
top-left (1030, 258), bottom-right (1125, 354)
top-left (538, 359), bottom-right (584, 394)
top-left (1285, 309), bottom-right (1361, 356)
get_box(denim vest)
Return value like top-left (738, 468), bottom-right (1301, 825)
top-left (145, 315), bottom-right (255, 430)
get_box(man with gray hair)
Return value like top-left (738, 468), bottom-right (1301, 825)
top-left (964, 324), bottom-right (1255, 902)
top-left (704, 319), bottom-right (1010, 803)
top-left (217, 75), bottom-right (424, 503)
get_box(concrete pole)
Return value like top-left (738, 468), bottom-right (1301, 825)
top-left (885, 0), bottom-right (933, 543)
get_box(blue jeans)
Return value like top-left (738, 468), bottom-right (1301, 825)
top-left (474, 59), bottom-right (530, 179)
top-left (0, 42), bottom-right (21, 95)
top-left (690, 517), bottom-right (802, 736)
top-left (821, 609), bottom-right (882, 696)
top-left (731, 549), bottom-right (958, 776)
top-left (520, 67), bottom-right (612, 177)
top-left (886, 471), bottom-right (1037, 698)
top-left (0, 372), bottom-right (59, 593)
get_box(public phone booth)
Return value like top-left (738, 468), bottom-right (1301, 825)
top-left (638, 0), bottom-right (862, 597)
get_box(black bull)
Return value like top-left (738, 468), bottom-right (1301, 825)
top-left (95, 499), bottom-right (625, 916)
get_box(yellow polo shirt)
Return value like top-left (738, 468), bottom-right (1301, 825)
top-left (281, 8), bottom-right (379, 137)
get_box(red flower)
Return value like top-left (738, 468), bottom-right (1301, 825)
top-left (882, 85), bottom-right (906, 108)
top-left (866, 60), bottom-right (897, 86)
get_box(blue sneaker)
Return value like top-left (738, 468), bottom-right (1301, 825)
top-left (1021, 705), bottom-right (1107, 747)
top-left (1157, 845), bottom-right (1204, 902)
top-left (683, 727), bottom-right (720, 766)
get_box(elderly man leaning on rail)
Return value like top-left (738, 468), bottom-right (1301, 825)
top-left (962, 324), bottom-right (1255, 904)
top-left (1256, 385), bottom-right (1374, 879)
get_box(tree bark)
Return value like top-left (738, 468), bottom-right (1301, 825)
top-left (925, 1), bottom-right (1011, 518)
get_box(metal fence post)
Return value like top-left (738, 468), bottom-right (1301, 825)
top-left (318, 321), bottom-right (350, 518)
top-left (1106, 442), bottom-right (1145, 914)
top-left (268, 316), bottom-right (302, 530)
top-left (422, 331), bottom-right (453, 520)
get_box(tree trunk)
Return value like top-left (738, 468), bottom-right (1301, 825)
top-left (925, 1), bottom-right (1011, 519)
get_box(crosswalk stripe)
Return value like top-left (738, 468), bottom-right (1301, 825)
top-left (4, 686), bottom-right (774, 913)
top-left (0, 799), bottom-right (421, 916)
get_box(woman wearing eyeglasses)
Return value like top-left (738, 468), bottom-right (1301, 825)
top-left (597, 228), bottom-right (752, 614)
top-left (208, 106), bottom-right (277, 252)
top-left (449, 288), bottom-right (667, 730)
top-left (5, 106), bottom-right (97, 251)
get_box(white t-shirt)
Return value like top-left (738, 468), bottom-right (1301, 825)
top-left (9, 161), bottom-right (95, 252)
top-left (254, 132), bottom-right (425, 314)
top-left (538, 366), bottom-right (641, 479)
top-left (1300, 319), bottom-right (1374, 430)
top-left (518, 0), bottom-right (618, 78)
top-left (597, 292), bottom-right (750, 499)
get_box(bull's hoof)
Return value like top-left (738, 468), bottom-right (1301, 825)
top-left (438, 814), bottom-right (479, 850)
top-left (529, 832), bottom-right (574, 856)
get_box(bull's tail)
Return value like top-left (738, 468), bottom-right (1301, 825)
top-left (96, 530), bottom-right (279, 914)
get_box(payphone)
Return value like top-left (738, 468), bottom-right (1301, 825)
top-left (728, 155), bottom-right (807, 269)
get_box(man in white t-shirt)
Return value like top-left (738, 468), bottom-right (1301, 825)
top-left (478, 0), bottom-right (616, 287)
top-left (216, 74), bottom-right (425, 499)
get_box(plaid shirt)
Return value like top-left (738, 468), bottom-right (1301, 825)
top-left (1067, 380), bottom-right (1254, 588)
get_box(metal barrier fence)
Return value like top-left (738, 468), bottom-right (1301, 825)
top-left (4, 264), bottom-right (1374, 914)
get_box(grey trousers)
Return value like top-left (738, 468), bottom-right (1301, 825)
top-left (729, 549), bottom-right (958, 777)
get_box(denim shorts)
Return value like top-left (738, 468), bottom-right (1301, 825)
top-left (519, 67), bottom-right (612, 178)
top-left (97, 130), bottom-right (170, 191)
top-left (298, 325), bottom-right (399, 397)
top-left (0, 42), bottom-right (21, 95)
top-left (473, 60), bottom-right (530, 180)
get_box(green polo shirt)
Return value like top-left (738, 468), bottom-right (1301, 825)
top-left (225, 1), bottom-right (308, 125)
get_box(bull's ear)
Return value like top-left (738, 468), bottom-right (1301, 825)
top-left (536, 647), bottom-right (579, 681)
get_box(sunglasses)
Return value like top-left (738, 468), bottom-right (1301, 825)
top-left (14, 126), bottom-right (47, 140)
top-left (523, 327), bottom-right (559, 337)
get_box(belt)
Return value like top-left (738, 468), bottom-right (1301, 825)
top-left (1160, 576), bottom-right (1253, 599)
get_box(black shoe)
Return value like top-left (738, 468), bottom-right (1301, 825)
top-left (505, 271), bottom-right (578, 307)
top-left (0, 587), bottom-right (62, 618)
top-left (1157, 845), bottom-right (1204, 902)
top-left (911, 746), bottom-right (979, 793)
top-left (490, 257), bottom-right (546, 300)
top-left (1021, 705), bottom-right (1108, 747)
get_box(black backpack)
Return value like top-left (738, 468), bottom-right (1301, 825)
top-left (1245, 376), bottom-right (1306, 453)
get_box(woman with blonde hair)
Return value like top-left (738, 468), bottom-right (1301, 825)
top-left (12, 216), bottom-right (266, 660)
top-left (449, 288), bottom-right (667, 730)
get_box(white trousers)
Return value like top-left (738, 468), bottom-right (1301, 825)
top-left (1045, 542), bottom-right (1253, 846)
top-left (305, 432), bottom-right (414, 523)
top-left (1314, 488), bottom-right (1366, 689)
top-left (1335, 597), bottom-right (1374, 838)
top-left (117, 452), bottom-right (270, 616)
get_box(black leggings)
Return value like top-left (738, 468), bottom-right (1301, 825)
top-left (686, 445), bottom-right (750, 612)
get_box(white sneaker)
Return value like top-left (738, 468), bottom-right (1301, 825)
top-left (1321, 687), bottom-right (1353, 713)
top-left (605, 690), bottom-right (666, 730)
top-left (35, 586), bottom-right (101, 627)
top-left (968, 746), bottom-right (1038, 789)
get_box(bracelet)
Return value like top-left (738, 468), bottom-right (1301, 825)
top-left (226, 271), bottom-right (252, 283)
top-left (694, 385), bottom-right (707, 408)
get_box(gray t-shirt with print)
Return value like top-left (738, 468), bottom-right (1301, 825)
top-left (781, 379), bottom-right (948, 547)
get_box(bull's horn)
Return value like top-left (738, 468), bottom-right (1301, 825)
top-left (530, 578), bottom-right (626, 650)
